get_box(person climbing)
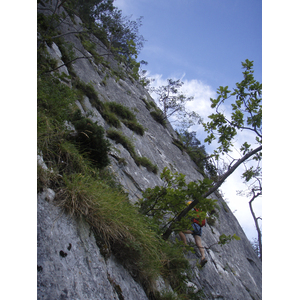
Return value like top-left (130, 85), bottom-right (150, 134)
top-left (179, 201), bottom-right (208, 267)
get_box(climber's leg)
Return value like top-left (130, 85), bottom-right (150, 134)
top-left (194, 234), bottom-right (205, 260)
top-left (179, 230), bottom-right (193, 245)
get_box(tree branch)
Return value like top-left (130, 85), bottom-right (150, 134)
top-left (41, 53), bottom-right (110, 74)
top-left (215, 95), bottom-right (262, 138)
top-left (162, 144), bottom-right (262, 240)
top-left (51, 30), bottom-right (89, 40)
top-left (249, 186), bottom-right (262, 260)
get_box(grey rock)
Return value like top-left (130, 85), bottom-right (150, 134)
top-left (45, 42), bottom-right (70, 77)
top-left (37, 191), bottom-right (148, 300)
top-left (40, 188), bottom-right (56, 203)
top-left (37, 153), bottom-right (48, 171)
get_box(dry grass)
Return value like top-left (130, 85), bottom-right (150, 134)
top-left (56, 173), bottom-right (163, 286)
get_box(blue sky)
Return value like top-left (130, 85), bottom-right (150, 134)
top-left (115, 0), bottom-right (262, 91)
top-left (114, 0), bottom-right (262, 243)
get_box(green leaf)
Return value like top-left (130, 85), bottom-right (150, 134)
top-left (232, 234), bottom-right (240, 241)
top-left (240, 142), bottom-right (251, 155)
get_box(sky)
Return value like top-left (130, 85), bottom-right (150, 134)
top-left (114, 0), bottom-right (262, 243)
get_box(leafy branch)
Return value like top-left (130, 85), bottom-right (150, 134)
top-left (162, 145), bottom-right (261, 240)
top-left (161, 60), bottom-right (262, 240)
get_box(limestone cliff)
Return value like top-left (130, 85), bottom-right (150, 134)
top-left (37, 1), bottom-right (262, 299)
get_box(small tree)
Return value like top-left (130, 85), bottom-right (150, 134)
top-left (202, 59), bottom-right (262, 258)
top-left (152, 79), bottom-right (199, 127)
top-left (99, 9), bottom-right (146, 68)
top-left (161, 59), bottom-right (262, 241)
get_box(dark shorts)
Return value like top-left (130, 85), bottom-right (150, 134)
top-left (191, 222), bottom-right (202, 236)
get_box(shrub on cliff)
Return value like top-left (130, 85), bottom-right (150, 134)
top-left (71, 110), bottom-right (111, 169)
top-left (150, 110), bottom-right (166, 127)
top-left (105, 102), bottom-right (145, 136)
top-left (135, 156), bottom-right (158, 174)
top-left (106, 129), bottom-right (157, 173)
top-left (106, 128), bottom-right (136, 157)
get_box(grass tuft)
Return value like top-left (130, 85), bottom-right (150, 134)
top-left (135, 156), bottom-right (158, 174)
top-left (106, 129), bottom-right (157, 173)
top-left (106, 102), bottom-right (136, 120)
top-left (106, 128), bottom-right (136, 158)
top-left (150, 110), bottom-right (166, 127)
top-left (71, 110), bottom-right (111, 169)
top-left (123, 120), bottom-right (145, 136)
top-left (104, 102), bottom-right (145, 136)
top-left (56, 173), bottom-right (163, 285)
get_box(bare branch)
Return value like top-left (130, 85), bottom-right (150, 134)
top-left (51, 30), bottom-right (89, 40)
top-left (249, 188), bottom-right (262, 260)
top-left (41, 53), bottom-right (110, 74)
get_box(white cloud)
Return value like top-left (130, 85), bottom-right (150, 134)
top-left (148, 73), bottom-right (168, 91)
top-left (181, 78), bottom-right (216, 122)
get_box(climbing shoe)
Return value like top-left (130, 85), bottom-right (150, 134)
top-left (200, 258), bottom-right (207, 267)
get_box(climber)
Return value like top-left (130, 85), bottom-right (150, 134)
top-left (179, 201), bottom-right (208, 267)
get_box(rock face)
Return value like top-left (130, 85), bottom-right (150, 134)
top-left (38, 2), bottom-right (262, 299)
top-left (37, 190), bottom-right (149, 300)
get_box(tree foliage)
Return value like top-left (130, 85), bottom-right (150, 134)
top-left (84, 2), bottom-right (146, 74)
top-left (201, 59), bottom-right (262, 257)
top-left (160, 60), bottom-right (262, 241)
top-left (99, 10), bottom-right (145, 57)
top-left (38, 0), bottom-right (146, 79)
top-left (176, 130), bottom-right (218, 178)
top-left (137, 168), bottom-right (240, 247)
top-left (63, 0), bottom-right (115, 25)
top-left (203, 59), bottom-right (262, 155)
top-left (138, 167), bottom-right (217, 234)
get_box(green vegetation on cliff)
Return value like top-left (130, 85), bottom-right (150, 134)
top-left (37, 2), bottom-right (201, 298)
top-left (37, 67), bottom-right (191, 298)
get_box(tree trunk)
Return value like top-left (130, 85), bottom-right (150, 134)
top-left (249, 192), bottom-right (262, 260)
